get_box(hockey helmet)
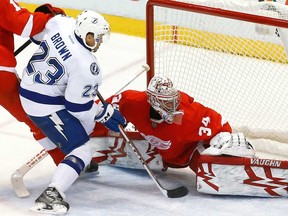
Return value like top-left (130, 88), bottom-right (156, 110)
top-left (75, 10), bottom-right (110, 50)
top-left (146, 75), bottom-right (180, 123)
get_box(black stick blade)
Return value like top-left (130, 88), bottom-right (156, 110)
top-left (167, 186), bottom-right (189, 198)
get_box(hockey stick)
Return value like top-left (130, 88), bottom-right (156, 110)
top-left (114, 64), bottom-right (150, 94)
top-left (11, 39), bottom-right (37, 197)
top-left (11, 149), bottom-right (48, 197)
top-left (118, 125), bottom-right (189, 198)
top-left (96, 91), bottom-right (189, 198)
top-left (10, 39), bottom-right (41, 197)
top-left (14, 39), bottom-right (32, 56)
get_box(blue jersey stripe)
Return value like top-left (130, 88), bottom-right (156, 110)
top-left (65, 99), bottom-right (94, 112)
top-left (20, 87), bottom-right (94, 112)
top-left (19, 87), bottom-right (64, 105)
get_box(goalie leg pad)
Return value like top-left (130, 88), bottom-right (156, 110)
top-left (197, 155), bottom-right (288, 197)
top-left (90, 136), bottom-right (164, 170)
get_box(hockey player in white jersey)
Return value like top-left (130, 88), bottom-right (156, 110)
top-left (19, 10), bottom-right (126, 214)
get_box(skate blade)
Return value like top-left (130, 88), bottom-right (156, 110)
top-left (30, 202), bottom-right (68, 215)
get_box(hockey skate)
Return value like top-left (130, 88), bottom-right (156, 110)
top-left (84, 160), bottom-right (99, 173)
top-left (80, 160), bottom-right (99, 179)
top-left (30, 187), bottom-right (69, 214)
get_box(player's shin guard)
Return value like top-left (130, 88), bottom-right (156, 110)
top-left (49, 155), bottom-right (87, 194)
top-left (61, 155), bottom-right (86, 175)
top-left (51, 142), bottom-right (94, 191)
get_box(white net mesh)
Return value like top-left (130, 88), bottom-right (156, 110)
top-left (148, 0), bottom-right (288, 154)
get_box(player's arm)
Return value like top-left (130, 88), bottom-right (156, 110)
top-left (191, 101), bottom-right (232, 140)
top-left (31, 4), bottom-right (66, 37)
top-left (102, 90), bottom-right (138, 114)
top-left (0, 0), bottom-right (49, 37)
top-left (0, 0), bottom-right (64, 37)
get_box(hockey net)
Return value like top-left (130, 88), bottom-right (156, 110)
top-left (146, 0), bottom-right (288, 158)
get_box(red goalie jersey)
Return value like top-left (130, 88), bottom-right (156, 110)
top-left (0, 0), bottom-right (51, 67)
top-left (92, 90), bottom-right (232, 171)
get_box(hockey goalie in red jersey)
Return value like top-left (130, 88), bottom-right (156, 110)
top-left (91, 75), bottom-right (288, 198)
top-left (0, 0), bottom-right (66, 165)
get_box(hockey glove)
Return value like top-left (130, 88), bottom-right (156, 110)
top-left (95, 103), bottom-right (127, 132)
top-left (202, 132), bottom-right (255, 157)
top-left (35, 4), bottom-right (66, 16)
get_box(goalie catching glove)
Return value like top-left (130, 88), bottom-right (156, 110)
top-left (95, 103), bottom-right (127, 132)
top-left (202, 132), bottom-right (255, 157)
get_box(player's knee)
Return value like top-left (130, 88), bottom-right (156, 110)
top-left (61, 155), bottom-right (85, 175)
top-left (62, 142), bottom-right (94, 173)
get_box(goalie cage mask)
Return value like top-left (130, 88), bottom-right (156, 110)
top-left (146, 75), bottom-right (180, 124)
top-left (75, 10), bottom-right (110, 50)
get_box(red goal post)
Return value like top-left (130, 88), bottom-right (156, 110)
top-left (146, 0), bottom-right (288, 156)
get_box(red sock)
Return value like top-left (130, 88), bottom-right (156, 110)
top-left (47, 148), bottom-right (65, 165)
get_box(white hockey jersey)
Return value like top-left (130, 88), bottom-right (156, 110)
top-left (20, 15), bottom-right (102, 133)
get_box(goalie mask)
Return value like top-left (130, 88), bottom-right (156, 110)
top-left (75, 10), bottom-right (110, 51)
top-left (146, 76), bottom-right (181, 124)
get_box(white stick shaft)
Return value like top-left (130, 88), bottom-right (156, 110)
top-left (115, 64), bottom-right (150, 94)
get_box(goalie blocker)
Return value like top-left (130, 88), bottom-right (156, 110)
top-left (90, 127), bottom-right (288, 197)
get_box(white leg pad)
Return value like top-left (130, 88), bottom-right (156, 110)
top-left (197, 155), bottom-right (288, 197)
top-left (90, 136), bottom-right (164, 171)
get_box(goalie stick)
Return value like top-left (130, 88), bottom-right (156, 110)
top-left (11, 149), bottom-right (48, 197)
top-left (118, 125), bottom-right (189, 198)
top-left (96, 91), bottom-right (189, 198)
